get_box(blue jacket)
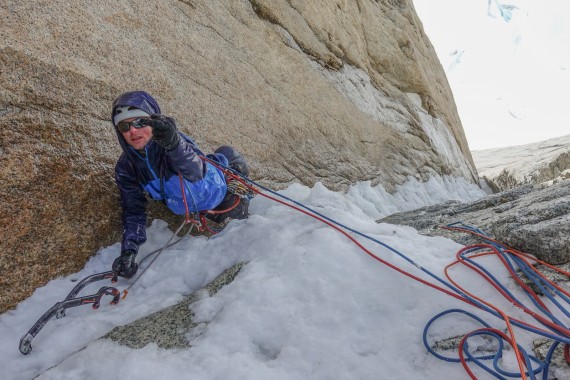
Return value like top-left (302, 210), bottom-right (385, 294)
top-left (112, 91), bottom-right (227, 253)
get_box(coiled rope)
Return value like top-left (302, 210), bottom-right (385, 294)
top-left (424, 223), bottom-right (570, 379)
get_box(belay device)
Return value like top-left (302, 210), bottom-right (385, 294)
top-left (19, 271), bottom-right (121, 355)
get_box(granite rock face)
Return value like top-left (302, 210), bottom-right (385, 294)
top-left (379, 180), bottom-right (570, 264)
top-left (0, 0), bottom-right (477, 312)
top-left (104, 262), bottom-right (246, 350)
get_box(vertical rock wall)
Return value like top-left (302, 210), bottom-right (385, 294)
top-left (0, 0), bottom-right (477, 312)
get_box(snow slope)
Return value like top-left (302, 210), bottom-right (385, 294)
top-left (3, 175), bottom-right (569, 380)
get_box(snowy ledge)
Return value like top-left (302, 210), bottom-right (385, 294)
top-left (2, 175), bottom-right (488, 380)
top-left (97, 175), bottom-right (487, 351)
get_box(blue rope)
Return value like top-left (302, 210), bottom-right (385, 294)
top-left (449, 223), bottom-right (570, 329)
top-left (434, 223), bottom-right (570, 377)
top-left (456, 241), bottom-right (568, 332)
top-left (422, 309), bottom-right (493, 363)
top-left (203, 160), bottom-right (569, 378)
top-left (423, 310), bottom-right (542, 379)
top-left (461, 224), bottom-right (570, 302)
top-left (541, 341), bottom-right (562, 380)
top-left (511, 255), bottom-right (570, 319)
top-left (462, 331), bottom-right (543, 380)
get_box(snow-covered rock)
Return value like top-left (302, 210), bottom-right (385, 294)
top-left (472, 134), bottom-right (570, 192)
top-left (380, 180), bottom-right (570, 264)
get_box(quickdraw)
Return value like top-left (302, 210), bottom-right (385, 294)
top-left (225, 176), bottom-right (256, 200)
top-left (19, 215), bottom-right (197, 356)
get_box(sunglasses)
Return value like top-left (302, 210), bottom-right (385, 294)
top-left (117, 118), bottom-right (150, 133)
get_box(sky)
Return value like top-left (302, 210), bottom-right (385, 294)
top-left (413, 0), bottom-right (570, 151)
top-left (2, 175), bottom-right (570, 380)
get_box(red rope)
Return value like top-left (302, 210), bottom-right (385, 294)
top-left (443, 226), bottom-right (570, 280)
top-left (442, 227), bottom-right (570, 377)
top-left (443, 227), bottom-right (570, 337)
top-left (199, 156), bottom-right (476, 302)
top-left (458, 327), bottom-right (526, 379)
top-left (206, 196), bottom-right (240, 215)
top-left (453, 244), bottom-right (550, 311)
top-left (199, 155), bottom-right (570, 378)
top-left (178, 173), bottom-right (192, 225)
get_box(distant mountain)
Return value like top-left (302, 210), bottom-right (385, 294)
top-left (472, 134), bottom-right (570, 192)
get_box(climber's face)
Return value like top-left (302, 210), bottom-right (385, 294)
top-left (119, 118), bottom-right (153, 150)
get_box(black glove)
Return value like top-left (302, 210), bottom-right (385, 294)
top-left (112, 250), bottom-right (139, 279)
top-left (142, 115), bottom-right (180, 151)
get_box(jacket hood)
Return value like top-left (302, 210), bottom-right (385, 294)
top-left (112, 91), bottom-right (161, 125)
top-left (112, 91), bottom-right (162, 154)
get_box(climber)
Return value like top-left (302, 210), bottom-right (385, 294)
top-left (110, 90), bottom-right (249, 278)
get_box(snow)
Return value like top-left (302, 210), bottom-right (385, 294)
top-left (472, 133), bottom-right (570, 183)
top-left (3, 174), bottom-right (567, 380)
top-left (3, 3), bottom-right (569, 379)
top-left (310, 60), bottom-right (476, 180)
top-left (413, 0), bottom-right (570, 150)
top-left (316, 64), bottom-right (411, 134)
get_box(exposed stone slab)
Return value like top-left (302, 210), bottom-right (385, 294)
top-left (379, 181), bottom-right (570, 264)
top-left (104, 262), bottom-right (246, 349)
top-left (472, 134), bottom-right (570, 192)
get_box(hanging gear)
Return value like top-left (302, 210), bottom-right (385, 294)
top-left (226, 176), bottom-right (256, 200)
top-left (19, 218), bottom-right (196, 356)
